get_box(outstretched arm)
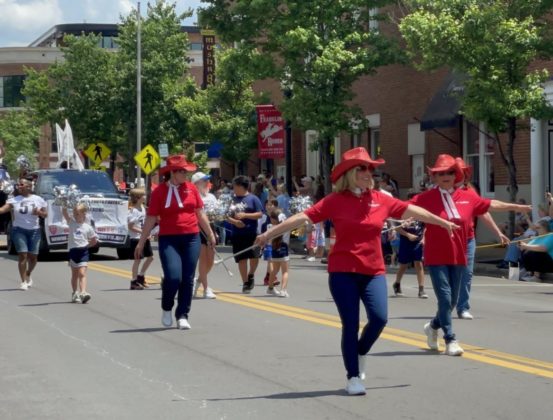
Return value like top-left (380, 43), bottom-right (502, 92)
top-left (255, 212), bottom-right (311, 247)
top-left (402, 204), bottom-right (459, 236)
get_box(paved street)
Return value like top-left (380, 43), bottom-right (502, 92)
top-left (1, 240), bottom-right (552, 420)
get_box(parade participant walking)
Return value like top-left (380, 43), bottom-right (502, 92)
top-left (255, 147), bottom-right (459, 396)
top-left (128, 188), bottom-right (154, 290)
top-left (266, 208), bottom-right (290, 297)
top-left (0, 178), bottom-right (47, 290)
top-left (410, 155), bottom-right (531, 356)
top-left (134, 155), bottom-right (215, 330)
top-left (191, 171), bottom-right (217, 299)
top-left (228, 175), bottom-right (263, 294)
top-left (62, 204), bottom-right (98, 303)
top-left (454, 157), bottom-right (509, 319)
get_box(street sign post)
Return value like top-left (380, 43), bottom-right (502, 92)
top-left (134, 144), bottom-right (160, 175)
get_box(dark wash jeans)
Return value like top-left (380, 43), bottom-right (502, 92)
top-left (328, 273), bottom-right (388, 379)
top-left (158, 233), bottom-right (201, 320)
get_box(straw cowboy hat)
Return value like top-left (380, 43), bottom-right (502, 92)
top-left (159, 155), bottom-right (197, 175)
top-left (427, 154), bottom-right (463, 184)
top-left (330, 147), bottom-right (385, 183)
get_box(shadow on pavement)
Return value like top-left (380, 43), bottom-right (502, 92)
top-left (206, 384), bottom-right (410, 401)
top-left (524, 310), bottom-right (553, 313)
top-left (19, 302), bottom-right (71, 306)
top-left (110, 327), bottom-right (174, 333)
top-left (370, 351), bottom-right (436, 357)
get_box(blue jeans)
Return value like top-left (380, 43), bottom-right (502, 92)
top-left (428, 265), bottom-right (465, 343)
top-left (11, 226), bottom-right (41, 254)
top-left (158, 233), bottom-right (201, 320)
top-left (329, 273), bottom-right (388, 379)
top-left (456, 238), bottom-right (475, 314)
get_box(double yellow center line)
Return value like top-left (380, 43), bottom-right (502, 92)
top-left (88, 262), bottom-right (553, 380)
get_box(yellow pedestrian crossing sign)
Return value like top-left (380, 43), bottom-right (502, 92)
top-left (134, 144), bottom-right (160, 175)
top-left (84, 142), bottom-right (111, 164)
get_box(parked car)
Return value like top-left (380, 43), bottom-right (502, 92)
top-left (5, 169), bottom-right (130, 258)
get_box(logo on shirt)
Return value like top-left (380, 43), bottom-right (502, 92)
top-left (368, 203), bottom-right (381, 208)
top-left (456, 201), bottom-right (470, 205)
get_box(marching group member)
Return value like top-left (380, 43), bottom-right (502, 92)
top-left (128, 188), bottom-right (154, 290)
top-left (62, 204), bottom-right (98, 303)
top-left (256, 147), bottom-right (459, 396)
top-left (134, 155), bottom-right (215, 330)
top-left (266, 208), bottom-right (290, 297)
top-left (0, 178), bottom-right (47, 290)
top-left (410, 154), bottom-right (531, 356)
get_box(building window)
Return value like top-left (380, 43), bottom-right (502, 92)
top-left (464, 121), bottom-right (495, 196)
top-left (190, 43), bottom-right (203, 51)
top-left (369, 128), bottom-right (381, 159)
top-left (0, 75), bottom-right (25, 108)
top-left (369, 8), bottom-right (379, 31)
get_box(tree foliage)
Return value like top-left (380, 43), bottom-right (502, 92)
top-left (0, 111), bottom-right (40, 174)
top-left (199, 0), bottom-right (403, 190)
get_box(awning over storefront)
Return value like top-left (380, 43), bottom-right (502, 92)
top-left (420, 72), bottom-right (466, 131)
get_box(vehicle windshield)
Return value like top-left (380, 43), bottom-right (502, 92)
top-left (36, 171), bottom-right (119, 197)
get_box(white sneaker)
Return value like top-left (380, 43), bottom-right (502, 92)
top-left (177, 317), bottom-right (191, 330)
top-left (458, 311), bottom-right (474, 320)
top-left (521, 274), bottom-right (541, 282)
top-left (345, 376), bottom-right (366, 395)
top-left (71, 291), bottom-right (82, 303)
top-left (193, 277), bottom-right (200, 297)
top-left (445, 340), bottom-right (464, 356)
top-left (424, 322), bottom-right (439, 350)
top-left (358, 354), bottom-right (368, 380)
top-left (278, 289), bottom-right (290, 298)
top-left (203, 288), bottom-right (216, 299)
top-left (20, 282), bottom-right (29, 291)
top-left (306, 256), bottom-right (316, 262)
top-left (266, 287), bottom-right (281, 296)
top-left (162, 310), bottom-right (173, 327)
top-left (26, 276), bottom-right (33, 288)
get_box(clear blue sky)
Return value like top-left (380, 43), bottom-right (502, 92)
top-left (0, 0), bottom-right (203, 47)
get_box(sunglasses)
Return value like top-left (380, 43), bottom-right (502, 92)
top-left (436, 171), bottom-right (455, 176)
top-left (355, 165), bottom-right (374, 173)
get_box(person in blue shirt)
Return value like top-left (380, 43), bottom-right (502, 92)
top-left (519, 219), bottom-right (553, 281)
top-left (228, 175), bottom-right (264, 293)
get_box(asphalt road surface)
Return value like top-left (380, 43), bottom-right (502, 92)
top-left (1, 243), bottom-right (552, 419)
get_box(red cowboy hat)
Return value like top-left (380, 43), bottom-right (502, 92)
top-left (330, 147), bottom-right (385, 183)
top-left (159, 154), bottom-right (197, 175)
top-left (427, 154), bottom-right (463, 183)
top-left (454, 157), bottom-right (473, 179)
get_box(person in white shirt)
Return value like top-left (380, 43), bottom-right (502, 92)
top-left (191, 172), bottom-right (218, 299)
top-left (266, 208), bottom-right (291, 297)
top-left (62, 203), bottom-right (98, 303)
top-left (0, 178), bottom-right (47, 290)
top-left (128, 189), bottom-right (154, 290)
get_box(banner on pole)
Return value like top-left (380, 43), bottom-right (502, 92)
top-left (256, 105), bottom-right (285, 159)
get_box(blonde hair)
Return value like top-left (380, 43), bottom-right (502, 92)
top-left (129, 188), bottom-right (146, 205)
top-left (333, 167), bottom-right (374, 192)
top-left (73, 203), bottom-right (88, 213)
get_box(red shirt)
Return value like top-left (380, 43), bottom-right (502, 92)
top-left (147, 181), bottom-right (203, 236)
top-left (409, 188), bottom-right (490, 265)
top-left (304, 190), bottom-right (408, 276)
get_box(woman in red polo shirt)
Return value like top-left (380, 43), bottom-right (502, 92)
top-left (134, 155), bottom-right (216, 330)
top-left (255, 147), bottom-right (458, 396)
top-left (410, 155), bottom-right (530, 356)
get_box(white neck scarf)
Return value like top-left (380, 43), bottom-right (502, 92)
top-left (165, 183), bottom-right (183, 208)
top-left (439, 187), bottom-right (460, 220)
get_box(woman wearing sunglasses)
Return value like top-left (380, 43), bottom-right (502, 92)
top-left (255, 147), bottom-right (459, 396)
top-left (410, 154), bottom-right (531, 357)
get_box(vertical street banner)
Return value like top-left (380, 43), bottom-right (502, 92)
top-left (256, 105), bottom-right (286, 159)
top-left (201, 29), bottom-right (216, 89)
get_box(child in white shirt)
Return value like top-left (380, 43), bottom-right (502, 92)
top-left (266, 208), bottom-right (290, 297)
top-left (128, 189), bottom-right (154, 290)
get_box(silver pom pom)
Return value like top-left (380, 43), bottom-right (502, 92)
top-left (289, 195), bottom-right (313, 214)
top-left (53, 184), bottom-right (82, 208)
top-left (16, 155), bottom-right (30, 170)
top-left (1, 180), bottom-right (15, 195)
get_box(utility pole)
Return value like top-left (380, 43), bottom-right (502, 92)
top-left (136, 1), bottom-right (142, 187)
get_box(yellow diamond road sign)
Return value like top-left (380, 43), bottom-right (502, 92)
top-left (84, 142), bottom-right (111, 164)
top-left (134, 144), bottom-right (160, 175)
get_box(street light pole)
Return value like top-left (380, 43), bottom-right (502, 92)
top-left (136, 2), bottom-right (142, 187)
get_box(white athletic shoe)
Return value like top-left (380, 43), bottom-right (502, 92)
top-left (424, 322), bottom-right (439, 350)
top-left (278, 289), bottom-right (290, 298)
top-left (306, 256), bottom-right (316, 262)
top-left (445, 340), bottom-right (464, 356)
top-left (458, 311), bottom-right (474, 320)
top-left (26, 276), bottom-right (33, 288)
top-left (162, 310), bottom-right (173, 327)
top-left (177, 317), bottom-right (191, 330)
top-left (20, 282), bottom-right (29, 291)
top-left (203, 288), bottom-right (216, 299)
top-left (71, 291), bottom-right (82, 303)
top-left (358, 354), bottom-right (368, 380)
top-left (193, 277), bottom-right (200, 297)
top-left (345, 376), bottom-right (366, 395)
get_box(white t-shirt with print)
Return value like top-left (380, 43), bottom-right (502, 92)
top-left (68, 221), bottom-right (97, 250)
top-left (7, 195), bottom-right (47, 229)
top-left (127, 206), bottom-right (146, 240)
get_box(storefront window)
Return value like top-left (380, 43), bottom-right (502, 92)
top-left (465, 121), bottom-right (495, 196)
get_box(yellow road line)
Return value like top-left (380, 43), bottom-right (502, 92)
top-left (88, 263), bottom-right (553, 379)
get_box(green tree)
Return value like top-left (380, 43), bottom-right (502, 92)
top-left (199, 0), bottom-right (403, 192)
top-left (400, 0), bottom-right (553, 235)
top-left (0, 111), bottom-right (40, 174)
top-left (115, 0), bottom-right (194, 177)
top-left (175, 47), bottom-right (269, 171)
